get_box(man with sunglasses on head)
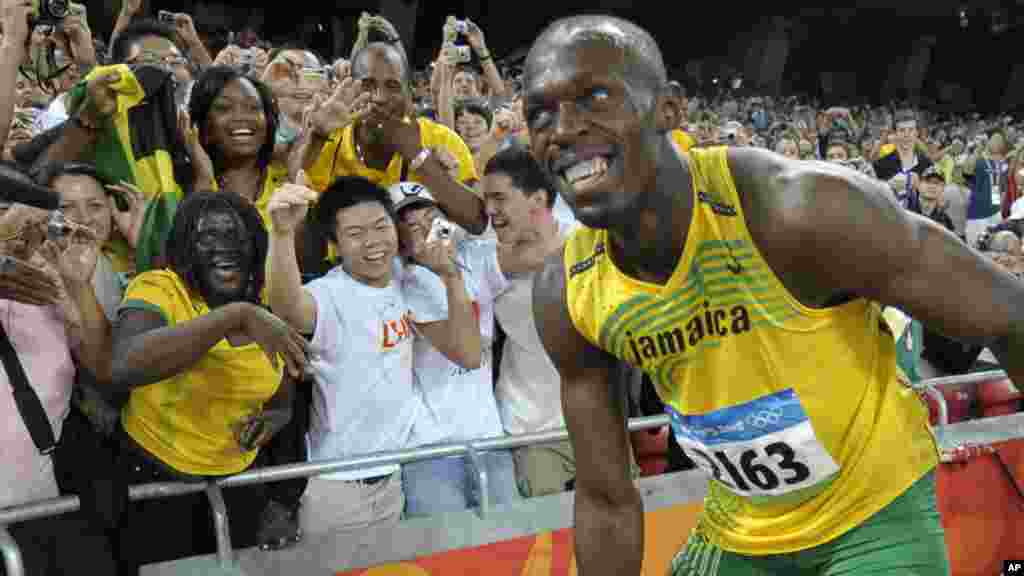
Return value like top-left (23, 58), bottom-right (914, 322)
top-left (290, 41), bottom-right (485, 273)
top-left (34, 19), bottom-right (198, 136)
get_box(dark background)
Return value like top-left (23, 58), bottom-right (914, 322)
top-left (115, 0), bottom-right (1024, 112)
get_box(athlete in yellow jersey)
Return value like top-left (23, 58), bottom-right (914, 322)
top-left (525, 15), bottom-right (1023, 576)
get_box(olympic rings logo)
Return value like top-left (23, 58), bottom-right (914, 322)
top-left (745, 407), bottom-right (783, 428)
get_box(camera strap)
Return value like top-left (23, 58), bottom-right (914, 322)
top-left (0, 318), bottom-right (57, 455)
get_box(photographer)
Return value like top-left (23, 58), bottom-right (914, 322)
top-left (0, 162), bottom-right (117, 576)
top-left (292, 40), bottom-right (485, 237)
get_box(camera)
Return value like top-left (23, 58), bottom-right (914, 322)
top-left (443, 16), bottom-right (468, 44)
top-left (29, 0), bottom-right (68, 26)
top-left (157, 10), bottom-right (176, 24)
top-left (301, 66), bottom-right (329, 83)
top-left (441, 43), bottom-right (471, 65)
top-left (47, 210), bottom-right (73, 241)
top-left (426, 217), bottom-right (455, 243)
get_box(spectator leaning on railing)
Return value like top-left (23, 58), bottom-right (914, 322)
top-left (110, 192), bottom-right (307, 575)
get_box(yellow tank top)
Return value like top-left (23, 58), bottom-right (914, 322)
top-left (563, 147), bottom-right (938, 554)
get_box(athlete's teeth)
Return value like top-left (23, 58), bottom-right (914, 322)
top-left (565, 157), bottom-right (607, 183)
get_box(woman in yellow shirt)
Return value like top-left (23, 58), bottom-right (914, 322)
top-left (187, 65), bottom-right (285, 227)
top-left (111, 191), bottom-right (307, 574)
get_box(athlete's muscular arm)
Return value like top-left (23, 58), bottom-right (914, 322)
top-left (533, 246), bottom-right (643, 576)
top-left (729, 147), bottom-right (1024, 393)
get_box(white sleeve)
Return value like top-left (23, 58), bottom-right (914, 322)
top-left (465, 239), bottom-right (510, 298)
top-left (304, 276), bottom-right (344, 359)
top-left (402, 265), bottom-right (448, 324)
top-left (35, 97), bottom-right (69, 133)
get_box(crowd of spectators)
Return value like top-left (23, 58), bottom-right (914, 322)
top-left (0, 2), bottom-right (1021, 575)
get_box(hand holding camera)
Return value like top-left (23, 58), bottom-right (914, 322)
top-left (440, 42), bottom-right (470, 66)
top-left (442, 16), bottom-right (486, 64)
top-left (415, 217), bottom-right (460, 279)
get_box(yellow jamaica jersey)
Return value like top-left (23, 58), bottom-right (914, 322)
top-left (120, 270), bottom-right (283, 476)
top-left (563, 147), bottom-right (938, 554)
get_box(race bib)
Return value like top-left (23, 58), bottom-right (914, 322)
top-left (669, 389), bottom-right (840, 498)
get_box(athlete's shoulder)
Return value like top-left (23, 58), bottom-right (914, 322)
top-left (725, 145), bottom-right (834, 222)
top-left (562, 224), bottom-right (604, 272)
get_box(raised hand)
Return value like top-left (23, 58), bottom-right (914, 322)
top-left (464, 18), bottom-right (487, 52)
top-left (107, 181), bottom-right (149, 249)
top-left (59, 13), bottom-right (95, 66)
top-left (172, 13), bottom-right (200, 44)
top-left (81, 71), bottom-right (122, 126)
top-left (308, 77), bottom-right (370, 138)
top-left (431, 146), bottom-right (460, 180)
top-left (368, 15), bottom-right (401, 43)
top-left (0, 254), bottom-right (60, 306)
top-left (213, 44), bottom-right (243, 68)
top-left (413, 233), bottom-right (459, 280)
top-left (120, 0), bottom-right (142, 16)
top-left (0, 204), bottom-right (49, 261)
top-left (493, 106), bottom-right (517, 134)
top-left (332, 58), bottom-right (351, 83)
top-left (178, 109), bottom-right (215, 189)
top-left (266, 172), bottom-right (318, 234)
top-left (39, 219), bottom-right (100, 288)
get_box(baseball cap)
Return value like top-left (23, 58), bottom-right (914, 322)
top-left (1010, 200), bottom-right (1024, 221)
top-left (921, 165), bottom-right (944, 182)
top-left (721, 121), bottom-right (743, 140)
top-left (388, 182), bottom-right (436, 213)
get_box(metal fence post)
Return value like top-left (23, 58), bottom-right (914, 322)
top-left (918, 383), bottom-right (949, 446)
top-left (0, 524), bottom-right (25, 576)
top-left (465, 444), bottom-right (489, 519)
top-left (205, 484), bottom-right (235, 568)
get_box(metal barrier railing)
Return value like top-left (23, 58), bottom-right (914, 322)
top-left (0, 371), bottom-right (1019, 575)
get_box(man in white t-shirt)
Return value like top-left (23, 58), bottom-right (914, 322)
top-left (392, 181), bottom-right (555, 516)
top-left (266, 175), bottom-right (481, 535)
top-left (480, 144), bottom-right (582, 496)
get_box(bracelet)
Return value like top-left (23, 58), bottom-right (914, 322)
top-left (479, 52), bottom-right (492, 62)
top-left (410, 147), bottom-right (432, 172)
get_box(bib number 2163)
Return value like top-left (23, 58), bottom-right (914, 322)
top-left (688, 441), bottom-right (809, 492)
top-left (669, 389), bottom-right (840, 497)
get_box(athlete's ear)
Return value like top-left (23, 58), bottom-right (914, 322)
top-left (654, 85), bottom-right (681, 135)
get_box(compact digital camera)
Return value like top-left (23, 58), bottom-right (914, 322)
top-left (441, 43), bottom-right (471, 65)
top-left (426, 217), bottom-right (455, 243)
top-left (29, 0), bottom-right (69, 26)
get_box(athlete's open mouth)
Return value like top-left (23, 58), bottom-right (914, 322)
top-left (552, 145), bottom-right (619, 194)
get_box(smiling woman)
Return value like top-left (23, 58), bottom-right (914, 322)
top-left (188, 65), bottom-right (284, 228)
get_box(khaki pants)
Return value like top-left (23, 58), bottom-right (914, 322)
top-left (513, 440), bottom-right (639, 498)
top-left (300, 470), bottom-right (404, 537)
top-left (513, 441), bottom-right (576, 497)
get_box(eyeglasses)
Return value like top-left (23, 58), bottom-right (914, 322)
top-left (130, 52), bottom-right (188, 68)
top-left (276, 91), bottom-right (315, 104)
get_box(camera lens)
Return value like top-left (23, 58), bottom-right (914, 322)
top-left (45, 0), bottom-right (69, 19)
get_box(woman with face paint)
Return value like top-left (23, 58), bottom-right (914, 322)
top-left (111, 191), bottom-right (308, 573)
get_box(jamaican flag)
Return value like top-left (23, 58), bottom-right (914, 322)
top-left (66, 63), bottom-right (192, 274)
